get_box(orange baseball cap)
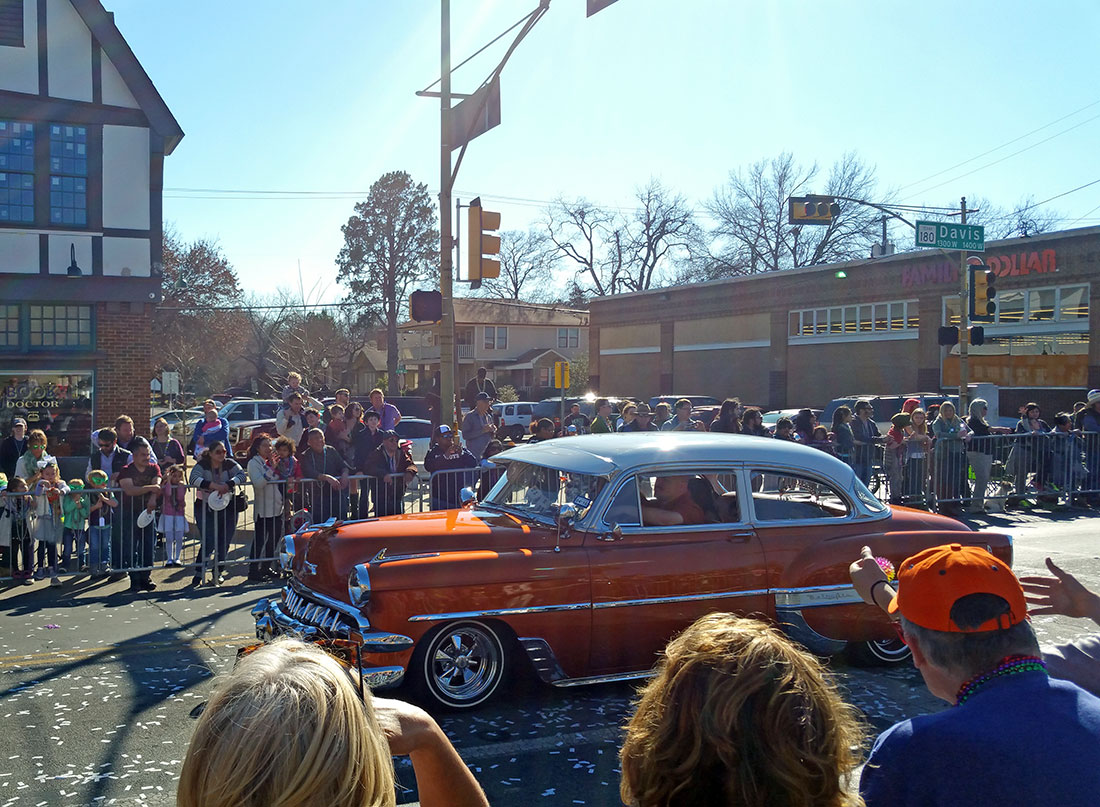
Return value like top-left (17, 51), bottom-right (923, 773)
top-left (888, 543), bottom-right (1027, 632)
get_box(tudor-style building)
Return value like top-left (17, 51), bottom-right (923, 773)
top-left (0, 0), bottom-right (182, 463)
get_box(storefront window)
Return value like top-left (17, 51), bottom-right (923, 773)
top-left (1029, 288), bottom-right (1056, 321)
top-left (873, 304), bottom-right (888, 331)
top-left (0, 371), bottom-right (93, 458)
top-left (788, 312), bottom-right (800, 337)
top-left (859, 305), bottom-right (873, 332)
top-left (1059, 286), bottom-right (1089, 321)
top-left (998, 290), bottom-right (1025, 324)
top-left (814, 309), bottom-right (827, 334)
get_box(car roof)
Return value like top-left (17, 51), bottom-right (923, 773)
top-left (491, 432), bottom-right (857, 480)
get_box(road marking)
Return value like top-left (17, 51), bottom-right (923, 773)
top-left (0, 632), bottom-right (254, 669)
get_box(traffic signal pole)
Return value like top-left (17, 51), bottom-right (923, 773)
top-left (958, 197), bottom-right (969, 413)
top-left (439, 0), bottom-right (457, 430)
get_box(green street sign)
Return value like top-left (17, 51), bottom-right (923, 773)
top-left (915, 220), bottom-right (985, 252)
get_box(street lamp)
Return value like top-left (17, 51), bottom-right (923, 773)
top-left (66, 243), bottom-right (83, 277)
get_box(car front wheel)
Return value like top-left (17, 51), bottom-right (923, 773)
top-left (846, 637), bottom-right (912, 667)
top-left (418, 620), bottom-right (508, 709)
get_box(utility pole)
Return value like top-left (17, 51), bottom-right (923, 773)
top-left (438, 0), bottom-right (456, 429)
top-left (958, 196), bottom-right (969, 413)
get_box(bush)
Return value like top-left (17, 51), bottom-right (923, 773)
top-left (497, 384), bottom-right (519, 403)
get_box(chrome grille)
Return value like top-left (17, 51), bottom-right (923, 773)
top-left (283, 589), bottom-right (345, 632)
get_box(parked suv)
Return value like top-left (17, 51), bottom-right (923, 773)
top-left (649, 394), bottom-right (722, 410)
top-left (219, 399), bottom-right (283, 425)
top-left (493, 401), bottom-right (538, 441)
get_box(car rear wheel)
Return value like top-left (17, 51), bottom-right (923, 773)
top-left (846, 637), bottom-right (912, 667)
top-left (418, 620), bottom-right (509, 709)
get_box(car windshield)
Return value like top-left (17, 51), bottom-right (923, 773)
top-left (484, 461), bottom-right (607, 522)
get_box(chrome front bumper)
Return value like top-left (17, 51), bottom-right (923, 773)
top-left (251, 586), bottom-right (414, 689)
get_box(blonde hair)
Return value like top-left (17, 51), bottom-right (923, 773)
top-left (620, 614), bottom-right (865, 807)
top-left (177, 638), bottom-right (396, 807)
top-left (288, 371), bottom-right (302, 383)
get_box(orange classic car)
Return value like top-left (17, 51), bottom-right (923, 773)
top-left (253, 432), bottom-right (1013, 708)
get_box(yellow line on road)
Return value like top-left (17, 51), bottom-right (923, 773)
top-left (0, 632), bottom-right (255, 668)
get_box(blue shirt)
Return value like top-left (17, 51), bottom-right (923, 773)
top-left (861, 671), bottom-right (1100, 807)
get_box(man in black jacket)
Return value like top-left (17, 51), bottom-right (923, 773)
top-left (86, 427), bottom-right (132, 579)
top-left (0, 417), bottom-right (28, 479)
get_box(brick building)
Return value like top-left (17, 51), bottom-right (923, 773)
top-left (590, 226), bottom-right (1100, 420)
top-left (0, 0), bottom-right (182, 467)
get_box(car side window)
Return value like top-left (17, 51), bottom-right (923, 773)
top-left (518, 405), bottom-right (532, 416)
top-left (604, 476), bottom-right (641, 527)
top-left (258, 402), bottom-right (279, 419)
top-left (748, 469), bottom-right (850, 521)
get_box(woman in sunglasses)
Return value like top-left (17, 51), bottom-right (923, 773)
top-left (178, 638), bottom-right (488, 807)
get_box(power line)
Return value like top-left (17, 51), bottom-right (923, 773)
top-left (903, 111), bottom-right (1100, 200)
top-left (897, 97), bottom-right (1100, 193)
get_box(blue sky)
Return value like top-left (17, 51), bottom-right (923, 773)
top-left (107, 0), bottom-right (1100, 296)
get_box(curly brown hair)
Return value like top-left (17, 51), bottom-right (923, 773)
top-left (620, 613), bottom-right (866, 807)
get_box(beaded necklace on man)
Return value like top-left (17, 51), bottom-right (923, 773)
top-left (954, 654), bottom-right (1047, 706)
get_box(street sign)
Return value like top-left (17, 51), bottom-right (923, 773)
top-left (915, 220), bottom-right (985, 252)
top-left (161, 371), bottom-right (180, 395)
top-left (554, 361), bottom-right (570, 389)
top-left (449, 76), bottom-right (501, 151)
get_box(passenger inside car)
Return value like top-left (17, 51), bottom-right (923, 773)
top-left (642, 475), bottom-right (707, 526)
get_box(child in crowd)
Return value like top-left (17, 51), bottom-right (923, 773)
top-left (807, 425), bottom-right (836, 455)
top-left (33, 460), bottom-right (69, 586)
top-left (269, 435), bottom-right (302, 519)
top-left (86, 469), bottom-right (118, 575)
top-left (62, 479), bottom-right (90, 572)
top-left (772, 417), bottom-right (795, 441)
top-left (3, 476), bottom-right (34, 584)
top-left (160, 463), bottom-right (189, 567)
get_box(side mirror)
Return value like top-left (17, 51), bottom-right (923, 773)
top-left (460, 487), bottom-right (477, 506)
top-left (556, 502), bottom-right (577, 526)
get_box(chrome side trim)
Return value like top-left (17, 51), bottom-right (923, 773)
top-left (773, 584), bottom-right (864, 609)
top-left (407, 601), bottom-right (591, 623)
top-left (551, 669), bottom-right (655, 688)
top-left (287, 580), bottom-right (371, 631)
top-left (591, 588), bottom-right (769, 610)
top-left (372, 552), bottom-right (442, 565)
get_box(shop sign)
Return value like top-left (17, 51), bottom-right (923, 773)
top-left (1, 372), bottom-right (93, 456)
top-left (901, 249), bottom-right (1057, 288)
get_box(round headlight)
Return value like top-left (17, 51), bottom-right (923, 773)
top-left (348, 564), bottom-right (371, 608)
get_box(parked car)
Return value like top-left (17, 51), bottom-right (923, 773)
top-left (532, 396), bottom-right (627, 430)
top-left (231, 419), bottom-right (278, 459)
top-left (394, 417), bottom-right (433, 471)
top-left (253, 432), bottom-right (1012, 709)
top-left (492, 401), bottom-right (539, 441)
top-left (762, 408), bottom-right (823, 433)
top-left (220, 399), bottom-right (284, 425)
top-left (822, 393), bottom-right (958, 433)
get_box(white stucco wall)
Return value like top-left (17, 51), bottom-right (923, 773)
top-left (101, 52), bottom-right (139, 108)
top-left (0, 231), bottom-right (40, 273)
top-left (103, 236), bottom-right (150, 277)
top-left (47, 232), bottom-right (92, 275)
top-left (101, 125), bottom-right (149, 229)
top-left (0, 0), bottom-right (38, 94)
top-left (46, 0), bottom-right (92, 102)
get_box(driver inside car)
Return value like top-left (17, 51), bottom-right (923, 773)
top-left (641, 475), bottom-right (707, 527)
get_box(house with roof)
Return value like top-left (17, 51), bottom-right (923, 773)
top-left (0, 0), bottom-right (182, 461)
top-left (398, 298), bottom-right (589, 399)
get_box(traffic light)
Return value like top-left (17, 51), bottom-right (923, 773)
top-left (788, 195), bottom-right (840, 225)
top-left (467, 197), bottom-right (501, 289)
top-left (969, 264), bottom-right (997, 322)
top-left (410, 290), bottom-right (442, 322)
top-left (969, 326), bottom-right (985, 346)
top-left (938, 326), bottom-right (959, 346)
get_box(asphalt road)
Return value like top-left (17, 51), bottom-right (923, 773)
top-left (2, 507), bottom-right (1098, 807)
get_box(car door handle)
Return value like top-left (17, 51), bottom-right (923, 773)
top-left (728, 531), bottom-right (754, 543)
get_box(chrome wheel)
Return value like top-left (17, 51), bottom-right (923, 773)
top-left (848, 637), bottom-right (912, 667)
top-left (421, 620), bottom-right (506, 708)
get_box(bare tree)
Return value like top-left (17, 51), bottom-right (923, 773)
top-left (479, 228), bottom-right (558, 301)
top-left (236, 292), bottom-right (295, 394)
top-left (706, 151), bottom-right (887, 274)
top-left (336, 171), bottom-right (439, 382)
top-left (965, 195), bottom-right (1064, 240)
top-left (621, 178), bottom-right (699, 292)
top-left (546, 198), bottom-right (631, 297)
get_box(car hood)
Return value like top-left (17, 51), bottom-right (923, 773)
top-left (292, 507), bottom-right (552, 602)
